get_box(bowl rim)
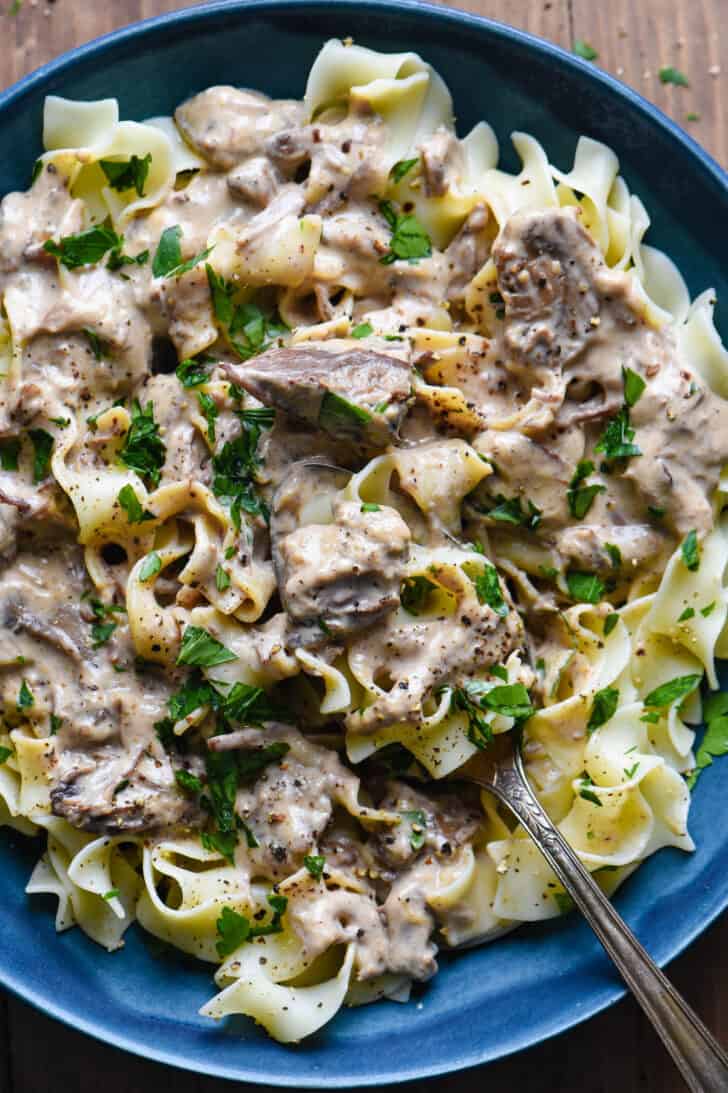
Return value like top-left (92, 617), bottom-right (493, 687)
top-left (0, 0), bottom-right (727, 1085)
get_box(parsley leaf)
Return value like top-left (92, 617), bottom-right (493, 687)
top-left (212, 415), bottom-right (270, 528)
top-left (351, 321), bottom-right (374, 339)
top-left (107, 246), bottom-right (149, 271)
top-left (229, 301), bottom-right (287, 361)
top-left (175, 769), bottom-right (204, 794)
top-left (206, 264), bottom-right (236, 325)
top-left (215, 905), bottom-right (251, 958)
top-left (197, 391), bottom-right (218, 443)
top-left (594, 406), bottom-right (641, 462)
top-left (480, 682), bottom-right (533, 719)
top-left (688, 693), bottom-right (728, 788)
top-left (578, 774), bottom-right (603, 807)
top-left (176, 357), bottom-right (211, 388)
top-left (400, 575), bottom-right (436, 615)
top-left (177, 626), bottom-right (237, 667)
top-left (44, 225), bottom-right (122, 270)
top-left (99, 154), bottom-right (152, 197)
top-left (304, 854), bottom-right (326, 880)
top-left (678, 606), bottom-right (695, 622)
top-left (389, 157), bottom-right (419, 184)
top-left (567, 459), bottom-right (605, 519)
top-left (605, 543), bottom-right (621, 569)
top-left (139, 552), bottom-right (162, 582)
top-left (378, 199), bottom-right (432, 265)
top-left (17, 679), bottom-right (34, 709)
top-left (117, 484), bottom-right (154, 524)
top-left (449, 686), bottom-right (494, 748)
top-left (622, 366), bottom-right (646, 408)
top-left (474, 563), bottom-right (508, 617)
top-left (28, 429), bottom-right (53, 483)
top-left (152, 225), bottom-right (212, 278)
top-left (401, 809), bottom-right (427, 850)
top-left (216, 564), bottom-right (231, 592)
top-left (119, 400), bottom-right (166, 486)
top-left (0, 746), bottom-right (11, 765)
top-left (566, 570), bottom-right (605, 604)
top-left (587, 686), bottom-right (619, 733)
top-left (91, 621), bottom-right (117, 648)
top-left (318, 390), bottom-right (371, 435)
top-left (644, 674), bottom-right (702, 708)
top-left (486, 495), bottom-right (542, 529)
top-left (83, 327), bottom-right (110, 361)
top-left (681, 529), bottom-right (700, 572)
top-left (659, 66), bottom-right (689, 87)
top-left (360, 502), bottom-right (381, 513)
top-left (221, 681), bottom-right (288, 725)
top-left (0, 438), bottom-right (20, 471)
top-left (573, 39), bottom-right (598, 61)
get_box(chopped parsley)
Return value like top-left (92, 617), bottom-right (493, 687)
top-left (107, 245), bottom-right (149, 271)
top-left (83, 327), bottom-right (110, 361)
top-left (389, 157), bottom-right (419, 184)
top-left (644, 674), bottom-right (701, 708)
top-left (401, 809), bottom-right (427, 850)
top-left (605, 543), bottom-right (622, 569)
top-left (450, 681), bottom-right (532, 747)
top-left (573, 39), bottom-right (598, 61)
top-left (87, 598), bottom-right (125, 648)
top-left (567, 459), bottom-right (605, 519)
top-left (215, 564), bottom-right (231, 592)
top-left (0, 438), bottom-right (20, 471)
top-left (554, 890), bottom-right (575, 914)
top-left (474, 563), bottom-right (508, 617)
top-left (594, 406), bottom-right (641, 463)
top-left (99, 153), bottom-right (152, 197)
top-left (152, 224), bottom-right (212, 278)
top-left (566, 570), bottom-right (605, 604)
top-left (222, 681), bottom-right (289, 725)
top-left (587, 686), bottom-right (619, 733)
top-left (318, 390), bottom-right (371, 435)
top-left (688, 692), bottom-right (728, 788)
top-left (578, 774), bottom-right (602, 807)
top-left (400, 575), bottom-right (437, 615)
top-left (206, 264), bottom-right (235, 325)
top-left (17, 679), bottom-right (34, 710)
top-left (701, 602), bottom-right (717, 617)
top-left (659, 66), bottom-right (689, 87)
top-left (197, 391), bottom-right (218, 443)
top-left (360, 502), bottom-right (381, 513)
top-left (176, 356), bottom-right (211, 388)
top-left (44, 224), bottom-right (122, 270)
top-left (119, 400), bottom-right (166, 486)
top-left (304, 854), bottom-right (326, 880)
top-left (678, 606), bottom-right (695, 622)
top-left (485, 494), bottom-right (542, 530)
top-left (681, 529), bottom-right (700, 572)
top-left (117, 484), bottom-right (154, 524)
top-left (0, 746), bottom-right (11, 765)
top-left (215, 895), bottom-right (288, 958)
top-left (139, 552), bottom-right (162, 582)
top-left (622, 366), bottom-right (646, 408)
top-left (212, 413), bottom-right (271, 528)
top-left (177, 626), bottom-right (237, 668)
top-left (351, 321), bottom-right (374, 339)
top-left (378, 199), bottom-right (432, 265)
top-left (175, 769), bottom-right (204, 794)
top-left (102, 889), bottom-right (120, 901)
top-left (28, 429), bottom-right (53, 483)
top-left (229, 300), bottom-right (287, 360)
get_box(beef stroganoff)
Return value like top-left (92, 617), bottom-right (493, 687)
top-left (2, 39), bottom-right (728, 1042)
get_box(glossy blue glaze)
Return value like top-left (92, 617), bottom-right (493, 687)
top-left (1, 2), bottom-right (727, 1084)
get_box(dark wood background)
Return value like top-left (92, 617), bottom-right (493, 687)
top-left (1, 2), bottom-right (726, 1090)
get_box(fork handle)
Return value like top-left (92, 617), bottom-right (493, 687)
top-left (493, 753), bottom-right (728, 1093)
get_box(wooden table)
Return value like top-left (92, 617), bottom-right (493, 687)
top-left (1, 2), bottom-right (726, 1090)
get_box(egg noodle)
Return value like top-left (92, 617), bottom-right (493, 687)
top-left (1, 39), bottom-right (728, 1043)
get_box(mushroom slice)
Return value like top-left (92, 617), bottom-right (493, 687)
top-left (270, 461), bottom-right (411, 648)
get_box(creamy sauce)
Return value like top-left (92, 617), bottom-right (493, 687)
top-left (1, 78), bottom-right (725, 998)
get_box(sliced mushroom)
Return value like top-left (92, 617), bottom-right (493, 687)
top-left (223, 345), bottom-right (412, 448)
top-left (270, 461), bottom-right (411, 647)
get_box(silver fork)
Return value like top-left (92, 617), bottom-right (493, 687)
top-left (458, 733), bottom-right (728, 1092)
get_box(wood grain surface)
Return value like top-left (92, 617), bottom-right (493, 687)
top-left (1, 3), bottom-right (726, 1092)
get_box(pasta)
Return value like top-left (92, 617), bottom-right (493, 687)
top-left (1, 37), bottom-right (727, 1044)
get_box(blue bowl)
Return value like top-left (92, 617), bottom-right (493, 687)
top-left (1, 1), bottom-right (728, 1085)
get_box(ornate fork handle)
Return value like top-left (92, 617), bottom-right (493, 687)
top-left (487, 748), bottom-right (728, 1093)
